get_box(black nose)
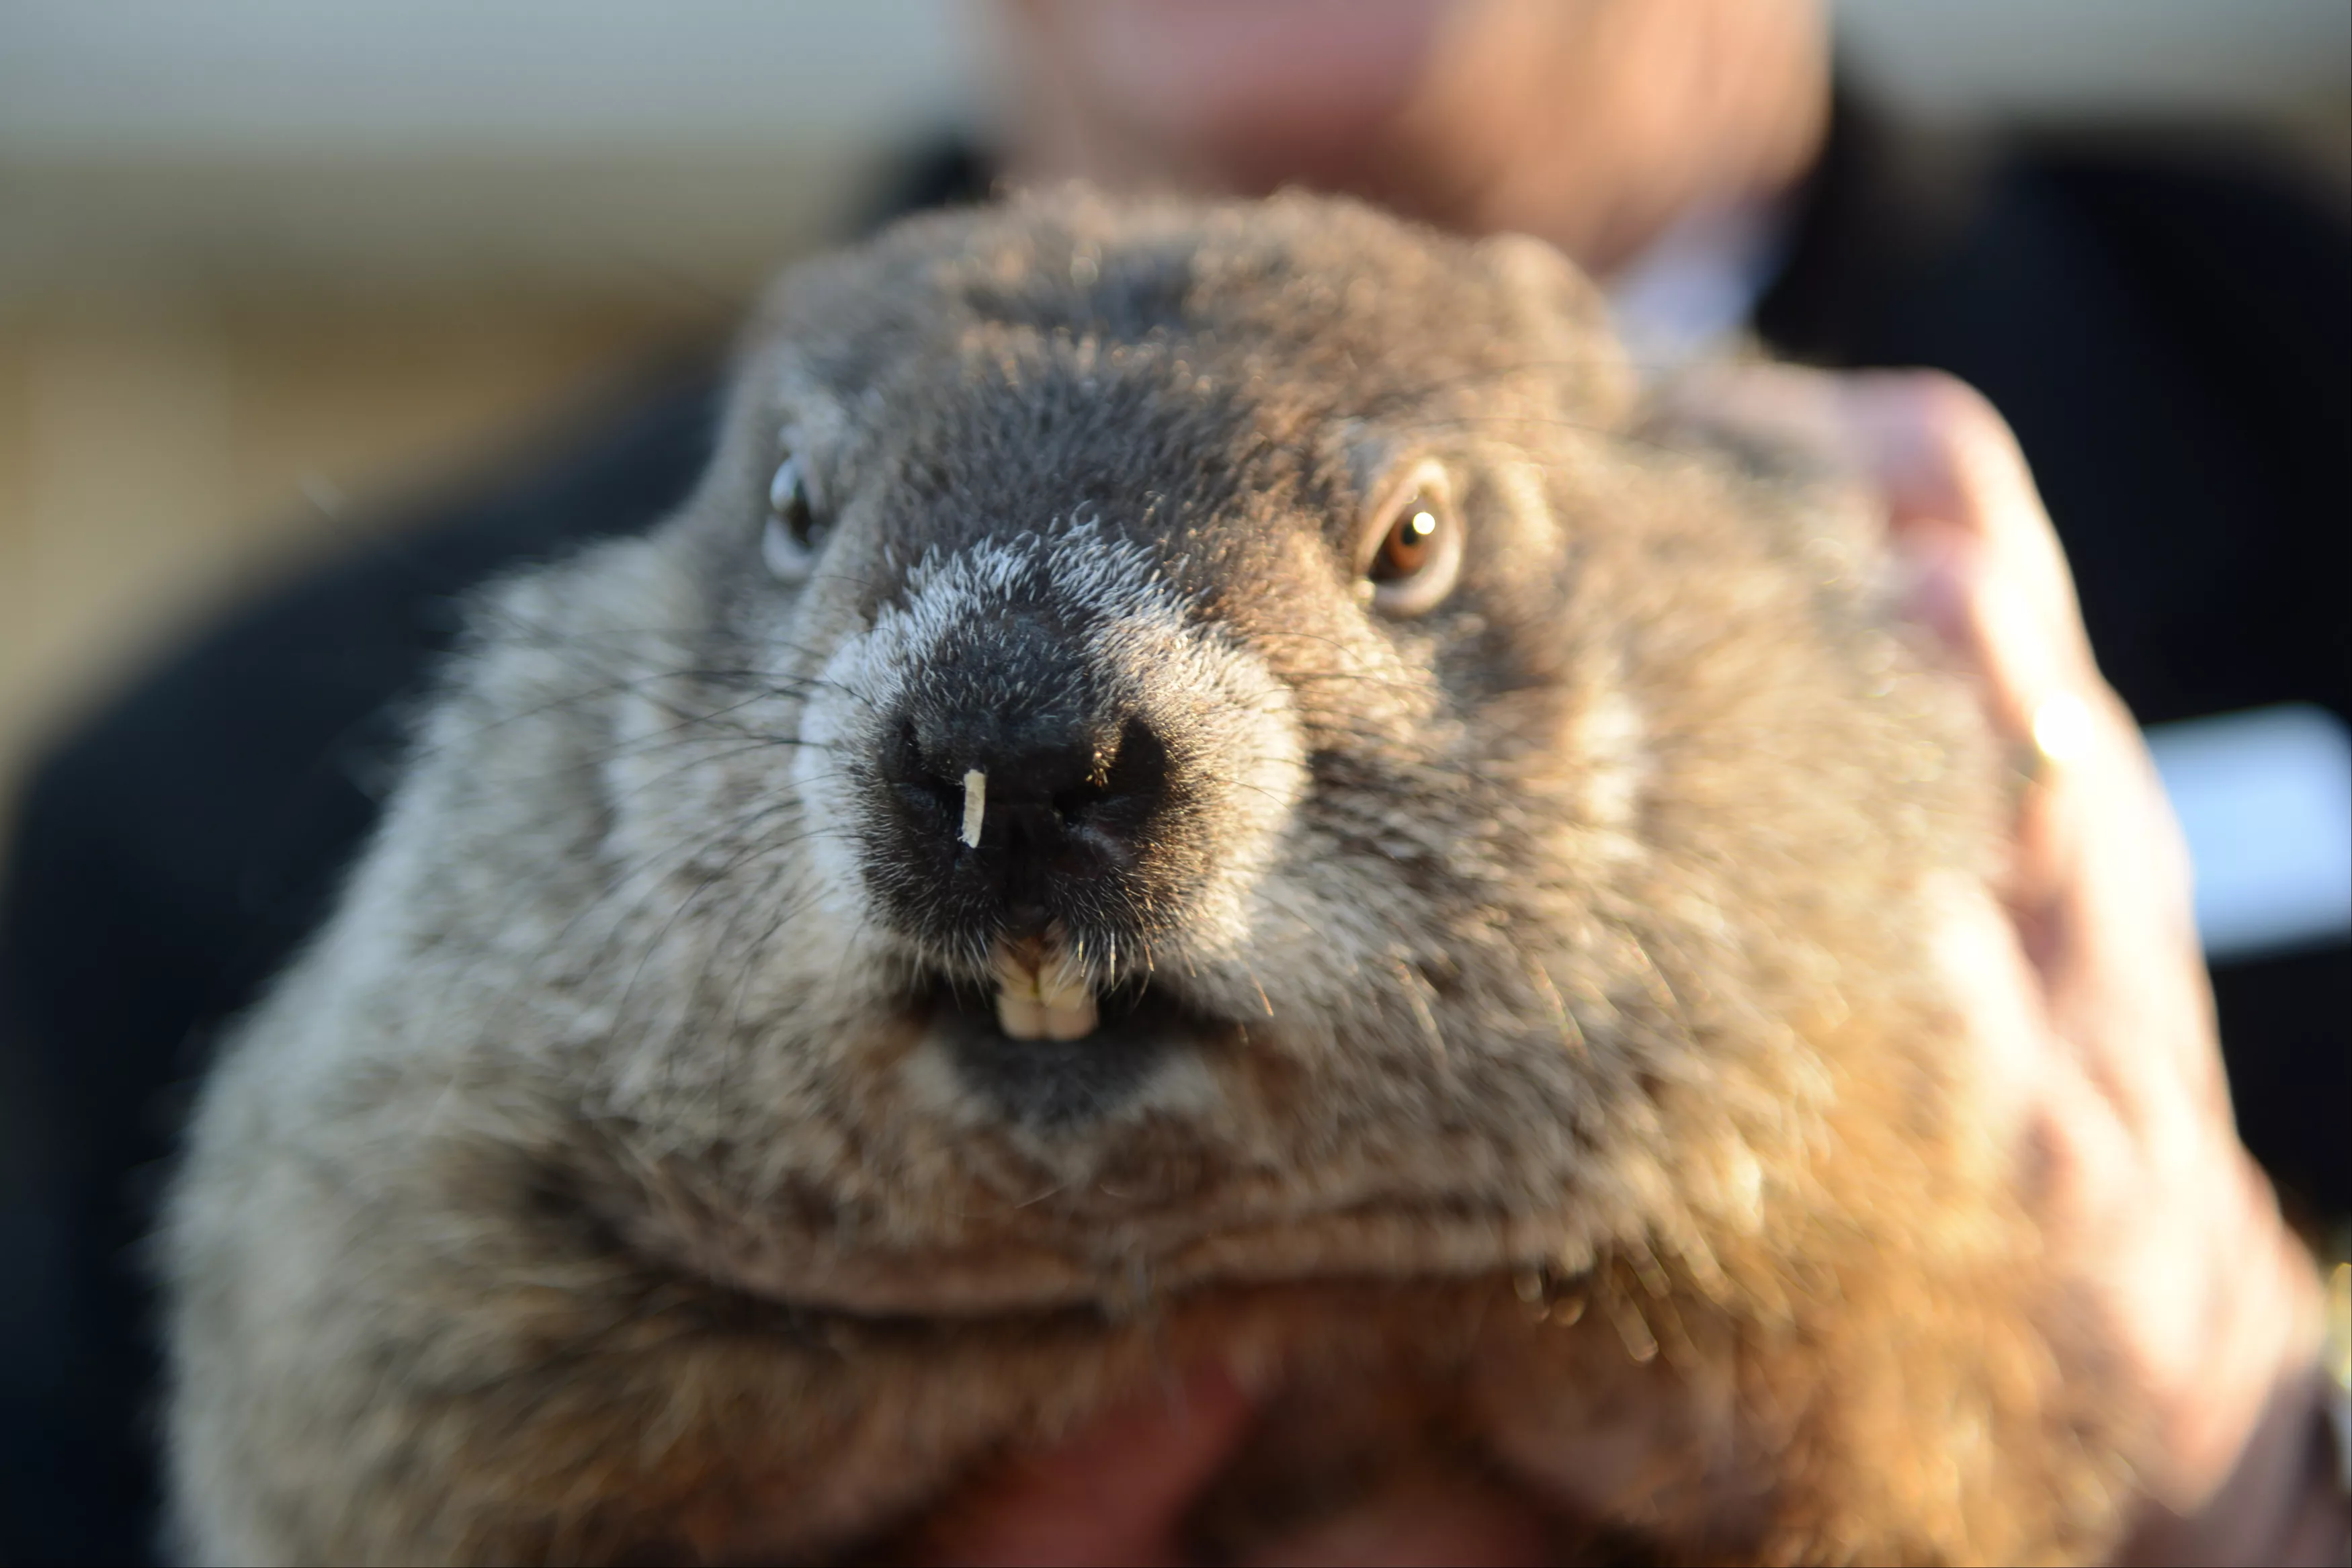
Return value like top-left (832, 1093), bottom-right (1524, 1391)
top-left (880, 689), bottom-right (1172, 934)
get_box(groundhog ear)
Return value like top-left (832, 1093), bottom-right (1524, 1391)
top-left (1478, 230), bottom-right (1637, 425)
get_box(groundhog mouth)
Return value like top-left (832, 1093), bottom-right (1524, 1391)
top-left (917, 964), bottom-right (1214, 1056)
top-left (898, 963), bottom-right (1234, 1135)
top-left (911, 927), bottom-right (1204, 1046)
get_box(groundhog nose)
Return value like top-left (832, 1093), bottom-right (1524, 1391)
top-left (883, 703), bottom-right (1171, 914)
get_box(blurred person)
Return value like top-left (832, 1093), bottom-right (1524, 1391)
top-left (1, 1), bottom-right (2343, 1561)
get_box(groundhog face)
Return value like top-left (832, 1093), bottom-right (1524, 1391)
top-left (755, 196), bottom-right (1624, 1054)
top-left (559, 191), bottom-right (1946, 1312)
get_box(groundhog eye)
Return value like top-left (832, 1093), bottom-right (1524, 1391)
top-left (1371, 494), bottom-right (1443, 582)
top-left (1361, 462), bottom-right (1462, 617)
top-left (761, 454), bottom-right (825, 584)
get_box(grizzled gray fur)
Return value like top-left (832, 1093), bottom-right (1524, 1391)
top-left (163, 189), bottom-right (2134, 1564)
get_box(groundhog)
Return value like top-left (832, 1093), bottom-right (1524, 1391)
top-left (162, 188), bottom-right (2136, 1564)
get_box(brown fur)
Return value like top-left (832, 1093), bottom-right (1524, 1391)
top-left (163, 189), bottom-right (2139, 1563)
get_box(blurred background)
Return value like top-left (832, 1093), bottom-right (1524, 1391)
top-left (1, 0), bottom-right (2345, 822)
top-left (0, 2), bottom-right (2346, 1560)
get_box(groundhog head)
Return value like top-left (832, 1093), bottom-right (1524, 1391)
top-left (532, 187), bottom-right (1978, 1317)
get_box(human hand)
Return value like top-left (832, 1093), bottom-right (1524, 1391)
top-left (1676, 365), bottom-right (2347, 1565)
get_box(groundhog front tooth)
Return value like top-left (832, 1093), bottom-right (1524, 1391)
top-left (992, 943), bottom-right (1042, 1002)
top-left (1039, 990), bottom-right (1098, 1042)
top-left (995, 988), bottom-right (1048, 1040)
top-left (1035, 961), bottom-right (1089, 1011)
top-left (991, 936), bottom-right (1091, 1038)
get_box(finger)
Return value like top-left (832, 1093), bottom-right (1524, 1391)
top-left (909, 1364), bottom-right (1254, 1567)
top-left (2019, 692), bottom-right (2220, 1115)
top-left (1928, 511), bottom-right (2210, 1108)
top-left (1926, 868), bottom-right (2311, 1501)
top-left (1923, 867), bottom-right (2062, 1150)
top-left (1235, 1467), bottom-right (1554, 1567)
top-left (1665, 368), bottom-right (2214, 1117)
top-left (1829, 372), bottom-right (2091, 672)
top-left (1880, 384), bottom-right (2330, 1532)
top-left (1650, 365), bottom-right (2091, 689)
top-left (1837, 378), bottom-right (2206, 1067)
top-left (1644, 366), bottom-right (1999, 676)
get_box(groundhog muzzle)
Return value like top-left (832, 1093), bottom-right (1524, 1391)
top-left (162, 189), bottom-right (2139, 1564)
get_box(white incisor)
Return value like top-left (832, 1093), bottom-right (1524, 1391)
top-left (992, 941), bottom-right (1099, 1042)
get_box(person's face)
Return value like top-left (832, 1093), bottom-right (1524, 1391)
top-left (999, 0), bottom-right (1829, 273)
top-left (1004, 0), bottom-right (1450, 189)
